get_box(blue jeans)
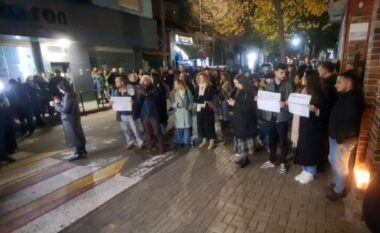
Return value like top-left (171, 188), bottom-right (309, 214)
top-left (174, 128), bottom-right (192, 146)
top-left (328, 137), bottom-right (357, 194)
top-left (303, 166), bottom-right (317, 175)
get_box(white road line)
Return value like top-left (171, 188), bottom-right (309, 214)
top-left (14, 176), bottom-right (139, 233)
top-left (0, 165), bottom-right (99, 216)
top-left (0, 159), bottom-right (61, 186)
top-left (14, 153), bottom-right (176, 233)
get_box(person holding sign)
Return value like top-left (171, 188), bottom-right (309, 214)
top-left (293, 70), bottom-right (325, 184)
top-left (260, 63), bottom-right (292, 173)
top-left (111, 76), bottom-right (144, 150)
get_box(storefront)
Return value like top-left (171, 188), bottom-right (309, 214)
top-left (0, 0), bottom-right (158, 92)
top-left (169, 31), bottom-right (212, 68)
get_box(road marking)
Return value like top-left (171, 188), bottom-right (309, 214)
top-left (13, 153), bottom-right (176, 233)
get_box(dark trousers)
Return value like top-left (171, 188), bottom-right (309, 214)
top-left (268, 120), bottom-right (289, 164)
top-left (143, 118), bottom-right (164, 149)
top-left (18, 112), bottom-right (35, 134)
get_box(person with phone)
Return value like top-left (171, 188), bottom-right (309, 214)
top-left (53, 81), bottom-right (87, 160)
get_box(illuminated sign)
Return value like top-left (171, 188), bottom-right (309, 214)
top-left (175, 34), bottom-right (193, 45)
top-left (0, 1), bottom-right (68, 26)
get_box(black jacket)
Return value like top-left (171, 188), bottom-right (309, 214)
top-left (230, 90), bottom-right (257, 139)
top-left (329, 90), bottom-right (364, 144)
top-left (321, 74), bottom-right (337, 123)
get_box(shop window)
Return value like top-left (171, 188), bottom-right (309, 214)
top-left (118, 0), bottom-right (142, 13)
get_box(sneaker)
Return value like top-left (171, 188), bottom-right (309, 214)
top-left (278, 163), bottom-right (287, 174)
top-left (298, 172), bottom-right (314, 184)
top-left (260, 161), bottom-right (276, 169)
top-left (294, 171), bottom-right (307, 181)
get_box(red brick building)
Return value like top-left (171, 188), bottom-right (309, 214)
top-left (333, 0), bottom-right (380, 218)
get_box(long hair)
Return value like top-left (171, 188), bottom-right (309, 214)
top-left (304, 70), bottom-right (323, 104)
top-left (234, 74), bottom-right (256, 98)
top-left (196, 72), bottom-right (212, 87)
top-left (57, 80), bottom-right (76, 97)
top-left (171, 79), bottom-right (188, 97)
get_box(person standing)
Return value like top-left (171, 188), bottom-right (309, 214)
top-left (260, 63), bottom-right (292, 173)
top-left (318, 61), bottom-right (338, 172)
top-left (171, 80), bottom-right (193, 148)
top-left (54, 81), bottom-right (87, 160)
top-left (6, 79), bottom-right (35, 136)
top-left (0, 93), bottom-right (16, 162)
top-left (112, 76), bottom-right (144, 150)
top-left (326, 70), bottom-right (364, 201)
top-left (140, 75), bottom-right (165, 154)
top-left (151, 72), bottom-right (169, 134)
top-left (219, 72), bottom-right (233, 138)
top-left (95, 70), bottom-right (105, 100)
top-left (48, 69), bottom-right (66, 99)
top-left (107, 68), bottom-right (119, 96)
top-left (194, 72), bottom-right (217, 150)
top-left (293, 70), bottom-right (325, 184)
top-left (227, 74), bottom-right (257, 168)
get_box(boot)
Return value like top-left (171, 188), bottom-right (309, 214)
top-left (208, 139), bottom-right (215, 150)
top-left (199, 138), bottom-right (207, 148)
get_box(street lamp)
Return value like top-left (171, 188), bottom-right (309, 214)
top-left (291, 36), bottom-right (302, 47)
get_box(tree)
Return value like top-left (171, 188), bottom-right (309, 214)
top-left (188, 0), bottom-right (329, 62)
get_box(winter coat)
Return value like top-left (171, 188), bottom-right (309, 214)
top-left (294, 93), bottom-right (325, 166)
top-left (230, 89), bottom-right (257, 139)
top-left (194, 86), bottom-right (216, 139)
top-left (55, 93), bottom-right (86, 149)
top-left (172, 89), bottom-right (193, 129)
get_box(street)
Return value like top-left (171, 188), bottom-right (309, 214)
top-left (0, 110), bottom-right (369, 233)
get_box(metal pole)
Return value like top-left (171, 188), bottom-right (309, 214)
top-left (199, 0), bottom-right (202, 49)
top-left (159, 0), bottom-right (167, 67)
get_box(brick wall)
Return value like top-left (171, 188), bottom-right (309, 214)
top-left (343, 0), bottom-right (380, 219)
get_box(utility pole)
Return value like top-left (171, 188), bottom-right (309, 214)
top-left (159, 0), bottom-right (167, 67)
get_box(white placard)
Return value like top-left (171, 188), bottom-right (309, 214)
top-left (288, 93), bottom-right (312, 117)
top-left (349, 22), bottom-right (369, 41)
top-left (111, 96), bottom-right (132, 111)
top-left (257, 90), bottom-right (281, 113)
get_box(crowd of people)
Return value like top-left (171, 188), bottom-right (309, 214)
top-left (92, 60), bottom-right (363, 202)
top-left (0, 69), bottom-right (70, 162)
top-left (0, 59), bottom-right (364, 203)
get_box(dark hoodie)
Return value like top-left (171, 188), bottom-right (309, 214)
top-left (328, 90), bottom-right (364, 144)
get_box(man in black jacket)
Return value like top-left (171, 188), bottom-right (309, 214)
top-left (318, 61), bottom-right (338, 172)
top-left (326, 70), bottom-right (364, 201)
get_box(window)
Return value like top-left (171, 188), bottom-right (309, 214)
top-left (118, 0), bottom-right (142, 12)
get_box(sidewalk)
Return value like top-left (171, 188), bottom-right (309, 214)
top-left (64, 144), bottom-right (370, 233)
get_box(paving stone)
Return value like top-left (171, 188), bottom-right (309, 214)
top-left (62, 145), bottom-right (371, 233)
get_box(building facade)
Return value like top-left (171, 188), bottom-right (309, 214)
top-left (332, 0), bottom-right (380, 220)
top-left (0, 0), bottom-right (158, 92)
